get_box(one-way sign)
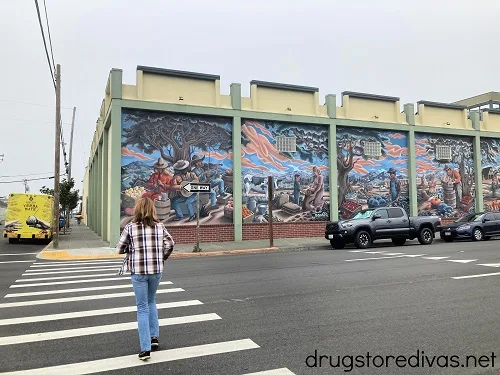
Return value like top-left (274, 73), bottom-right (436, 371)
top-left (182, 182), bottom-right (211, 193)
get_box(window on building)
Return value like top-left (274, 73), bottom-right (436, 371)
top-left (363, 141), bottom-right (382, 157)
top-left (276, 136), bottom-right (296, 153)
top-left (436, 145), bottom-right (452, 161)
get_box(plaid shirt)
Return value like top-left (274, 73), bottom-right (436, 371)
top-left (116, 222), bottom-right (174, 275)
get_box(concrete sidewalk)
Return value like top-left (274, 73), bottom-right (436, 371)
top-left (39, 220), bottom-right (331, 260)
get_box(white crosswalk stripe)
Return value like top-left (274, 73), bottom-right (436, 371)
top-left (5, 281), bottom-right (173, 297)
top-left (1, 339), bottom-right (261, 375)
top-left (0, 260), bottom-right (292, 374)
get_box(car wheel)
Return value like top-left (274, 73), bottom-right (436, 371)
top-left (354, 230), bottom-right (371, 249)
top-left (330, 239), bottom-right (346, 249)
top-left (392, 238), bottom-right (406, 246)
top-left (418, 228), bottom-right (434, 245)
top-left (472, 228), bottom-right (483, 241)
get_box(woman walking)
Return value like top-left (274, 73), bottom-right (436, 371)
top-left (116, 198), bottom-right (175, 360)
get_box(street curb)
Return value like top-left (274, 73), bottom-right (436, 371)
top-left (36, 246), bottom-right (282, 261)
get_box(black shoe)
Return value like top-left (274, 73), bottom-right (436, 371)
top-left (138, 351), bottom-right (150, 360)
top-left (151, 337), bottom-right (159, 351)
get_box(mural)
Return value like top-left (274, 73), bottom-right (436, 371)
top-left (336, 127), bottom-right (409, 219)
top-left (120, 110), bottom-right (233, 227)
top-left (481, 138), bottom-right (500, 211)
top-left (240, 120), bottom-right (329, 223)
top-left (415, 134), bottom-right (475, 218)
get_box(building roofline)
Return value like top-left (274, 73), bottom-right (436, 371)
top-left (250, 80), bottom-right (319, 93)
top-left (137, 66), bottom-right (220, 81)
top-left (341, 91), bottom-right (400, 103)
top-left (417, 100), bottom-right (466, 110)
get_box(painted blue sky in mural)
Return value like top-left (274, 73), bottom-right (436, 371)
top-left (241, 120), bottom-right (329, 178)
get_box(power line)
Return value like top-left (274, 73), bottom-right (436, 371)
top-left (34, 0), bottom-right (56, 89)
top-left (0, 117), bottom-right (73, 125)
top-left (0, 176), bottom-right (55, 184)
top-left (42, 0), bottom-right (56, 72)
top-left (0, 172), bottom-right (53, 178)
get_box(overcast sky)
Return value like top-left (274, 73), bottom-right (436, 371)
top-left (0, 0), bottom-right (498, 198)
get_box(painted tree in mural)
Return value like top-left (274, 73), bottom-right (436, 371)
top-left (425, 138), bottom-right (474, 196)
top-left (271, 123), bottom-right (329, 163)
top-left (122, 112), bottom-right (241, 163)
top-left (336, 129), bottom-right (390, 207)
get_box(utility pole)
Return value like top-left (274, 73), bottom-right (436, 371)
top-left (53, 64), bottom-right (61, 249)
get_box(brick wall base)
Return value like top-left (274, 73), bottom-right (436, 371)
top-left (242, 221), bottom-right (327, 240)
top-left (165, 224), bottom-right (234, 244)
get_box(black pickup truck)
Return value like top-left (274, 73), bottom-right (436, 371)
top-left (325, 207), bottom-right (442, 249)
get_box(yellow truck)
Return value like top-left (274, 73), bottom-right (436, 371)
top-left (3, 193), bottom-right (53, 244)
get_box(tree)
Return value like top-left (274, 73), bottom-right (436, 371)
top-left (425, 137), bottom-right (474, 196)
top-left (336, 128), bottom-right (390, 207)
top-left (122, 111), bottom-right (244, 164)
top-left (40, 178), bottom-right (79, 227)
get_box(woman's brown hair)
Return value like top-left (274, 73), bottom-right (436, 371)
top-left (133, 198), bottom-right (159, 228)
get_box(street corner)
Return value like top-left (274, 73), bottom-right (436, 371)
top-left (170, 246), bottom-right (281, 259)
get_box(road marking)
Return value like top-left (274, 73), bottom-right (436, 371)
top-left (16, 273), bottom-right (119, 282)
top-left (382, 252), bottom-right (405, 256)
top-left (478, 263), bottom-right (500, 267)
top-left (34, 259), bottom-right (124, 265)
top-left (446, 259), bottom-right (477, 264)
top-left (0, 300), bottom-right (203, 326)
top-left (5, 281), bottom-right (173, 298)
top-left (0, 260), bottom-right (35, 264)
top-left (401, 254), bottom-right (426, 258)
top-left (0, 313), bottom-right (221, 346)
top-left (10, 276), bottom-right (131, 288)
top-left (22, 267), bottom-right (119, 276)
top-left (0, 288), bottom-right (184, 309)
top-left (0, 339), bottom-right (259, 374)
top-left (452, 272), bottom-right (500, 280)
top-left (422, 256), bottom-right (450, 260)
top-left (362, 251), bottom-right (388, 254)
top-left (243, 369), bottom-right (296, 375)
top-left (25, 265), bottom-right (120, 273)
top-left (0, 253), bottom-right (38, 256)
top-left (348, 250), bottom-right (369, 253)
top-left (346, 255), bottom-right (407, 262)
top-left (30, 261), bottom-right (123, 267)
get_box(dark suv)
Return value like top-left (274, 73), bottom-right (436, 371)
top-left (440, 211), bottom-right (500, 242)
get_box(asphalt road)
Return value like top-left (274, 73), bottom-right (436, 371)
top-left (0, 235), bottom-right (498, 375)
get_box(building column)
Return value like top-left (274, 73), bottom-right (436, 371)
top-left (88, 164), bottom-right (93, 230)
top-left (232, 116), bottom-right (243, 241)
top-left (93, 154), bottom-right (98, 233)
top-left (474, 135), bottom-right (483, 211)
top-left (108, 102), bottom-right (122, 247)
top-left (97, 143), bottom-right (103, 237)
top-left (408, 129), bottom-right (418, 216)
top-left (328, 122), bottom-right (338, 220)
top-left (102, 128), bottom-right (109, 241)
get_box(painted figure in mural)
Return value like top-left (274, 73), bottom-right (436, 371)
top-left (142, 158), bottom-right (173, 201)
top-left (291, 174), bottom-right (301, 205)
top-left (170, 160), bottom-right (199, 221)
top-left (190, 155), bottom-right (225, 216)
top-left (302, 166), bottom-right (324, 211)
top-left (443, 164), bottom-right (462, 209)
top-left (388, 168), bottom-right (401, 202)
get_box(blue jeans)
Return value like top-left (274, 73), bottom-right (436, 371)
top-left (131, 273), bottom-right (162, 351)
top-left (171, 194), bottom-right (197, 219)
top-left (209, 178), bottom-right (225, 206)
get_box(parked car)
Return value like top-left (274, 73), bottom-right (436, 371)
top-left (440, 211), bottom-right (500, 242)
top-left (325, 207), bottom-right (442, 249)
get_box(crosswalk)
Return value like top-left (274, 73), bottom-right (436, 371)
top-left (345, 249), bottom-right (500, 280)
top-left (0, 259), bottom-right (295, 374)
